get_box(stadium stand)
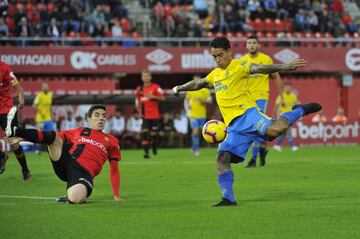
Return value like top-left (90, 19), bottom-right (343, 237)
top-left (1, 0), bottom-right (360, 45)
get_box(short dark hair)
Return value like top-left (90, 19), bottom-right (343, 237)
top-left (246, 35), bottom-right (259, 42)
top-left (88, 104), bottom-right (106, 117)
top-left (209, 37), bottom-right (231, 50)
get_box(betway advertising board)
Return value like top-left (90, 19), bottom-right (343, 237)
top-left (1, 47), bottom-right (359, 74)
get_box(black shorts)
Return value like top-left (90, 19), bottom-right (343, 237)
top-left (51, 143), bottom-right (93, 197)
top-left (142, 119), bottom-right (160, 131)
top-left (0, 112), bottom-right (19, 131)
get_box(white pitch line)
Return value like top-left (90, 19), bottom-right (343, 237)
top-left (0, 195), bottom-right (55, 200)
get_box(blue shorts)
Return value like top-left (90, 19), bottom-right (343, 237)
top-left (256, 99), bottom-right (268, 113)
top-left (253, 99), bottom-right (269, 144)
top-left (40, 120), bottom-right (56, 131)
top-left (190, 118), bottom-right (206, 129)
top-left (218, 107), bottom-right (272, 161)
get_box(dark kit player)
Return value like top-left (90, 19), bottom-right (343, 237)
top-left (136, 71), bottom-right (165, 158)
top-left (0, 60), bottom-right (31, 180)
top-left (5, 105), bottom-right (121, 204)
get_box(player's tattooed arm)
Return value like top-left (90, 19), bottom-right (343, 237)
top-left (172, 78), bottom-right (212, 94)
top-left (250, 59), bottom-right (307, 74)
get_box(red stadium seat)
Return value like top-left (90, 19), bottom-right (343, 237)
top-left (5, 17), bottom-right (15, 31)
top-left (254, 18), bottom-right (265, 32)
top-left (246, 19), bottom-right (256, 30)
top-left (284, 20), bottom-right (293, 32)
top-left (47, 3), bottom-right (54, 13)
top-left (265, 32), bottom-right (275, 46)
top-left (275, 19), bottom-right (284, 32)
top-left (304, 32), bottom-right (316, 47)
top-left (120, 18), bottom-right (132, 33)
top-left (264, 18), bottom-right (275, 33)
top-left (7, 3), bottom-right (16, 17)
top-left (236, 32), bottom-right (245, 39)
top-left (25, 3), bottom-right (33, 12)
top-left (226, 32), bottom-right (234, 39)
top-left (215, 32), bottom-right (224, 37)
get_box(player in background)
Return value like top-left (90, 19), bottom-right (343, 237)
top-left (185, 75), bottom-right (212, 155)
top-left (172, 37), bottom-right (321, 206)
top-left (0, 60), bottom-right (31, 180)
top-left (273, 83), bottom-right (299, 151)
top-left (33, 83), bottom-right (56, 131)
top-left (136, 71), bottom-right (165, 159)
top-left (241, 36), bottom-right (284, 168)
top-left (5, 105), bottom-right (121, 204)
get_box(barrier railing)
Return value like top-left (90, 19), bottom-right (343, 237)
top-left (0, 37), bottom-right (359, 48)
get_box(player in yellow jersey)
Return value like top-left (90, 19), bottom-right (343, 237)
top-left (242, 36), bottom-right (284, 168)
top-left (273, 83), bottom-right (299, 151)
top-left (33, 83), bottom-right (56, 132)
top-left (185, 76), bottom-right (212, 156)
top-left (172, 37), bottom-right (322, 206)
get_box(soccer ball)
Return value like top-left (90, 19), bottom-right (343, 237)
top-left (202, 119), bottom-right (227, 144)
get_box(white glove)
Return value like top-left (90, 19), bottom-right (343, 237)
top-left (172, 86), bottom-right (179, 94)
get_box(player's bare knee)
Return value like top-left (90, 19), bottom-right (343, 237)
top-left (193, 128), bottom-right (199, 135)
top-left (217, 152), bottom-right (232, 174)
top-left (10, 143), bottom-right (20, 151)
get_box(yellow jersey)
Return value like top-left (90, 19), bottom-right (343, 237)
top-left (186, 88), bottom-right (211, 118)
top-left (240, 52), bottom-right (273, 101)
top-left (33, 91), bottom-right (53, 122)
top-left (206, 59), bottom-right (258, 126)
top-left (275, 92), bottom-right (297, 113)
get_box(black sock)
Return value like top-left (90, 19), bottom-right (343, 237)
top-left (16, 128), bottom-right (56, 145)
top-left (141, 131), bottom-right (150, 155)
top-left (0, 151), bottom-right (5, 159)
top-left (14, 146), bottom-right (29, 172)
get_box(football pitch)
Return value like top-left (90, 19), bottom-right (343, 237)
top-left (1, 146), bottom-right (360, 239)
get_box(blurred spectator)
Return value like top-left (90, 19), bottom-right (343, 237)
top-left (15, 17), bottom-right (31, 38)
top-left (276, 0), bottom-right (289, 20)
top-left (312, 111), bottom-right (328, 123)
top-left (76, 115), bottom-right (88, 128)
top-left (332, 107), bottom-right (348, 124)
top-left (193, 0), bottom-right (208, 19)
top-left (342, 12), bottom-right (358, 33)
top-left (125, 110), bottom-right (142, 148)
top-left (307, 11), bottom-right (319, 32)
top-left (92, 4), bottom-right (106, 26)
top-left (173, 112), bottom-right (188, 148)
top-left (110, 109), bottom-right (126, 141)
top-left (246, 0), bottom-right (262, 20)
top-left (264, 0), bottom-right (277, 19)
top-left (14, 4), bottom-right (27, 26)
top-left (0, 17), bottom-right (8, 37)
top-left (295, 8), bottom-right (308, 32)
top-left (47, 18), bottom-right (61, 43)
top-left (60, 111), bottom-right (77, 131)
top-left (111, 18), bottom-right (123, 39)
top-left (159, 113), bottom-right (175, 148)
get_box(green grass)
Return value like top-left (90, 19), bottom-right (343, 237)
top-left (1, 146), bottom-right (360, 239)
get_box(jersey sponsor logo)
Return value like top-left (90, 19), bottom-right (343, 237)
top-left (214, 82), bottom-right (228, 92)
top-left (146, 49), bottom-right (173, 72)
top-left (79, 137), bottom-right (108, 154)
